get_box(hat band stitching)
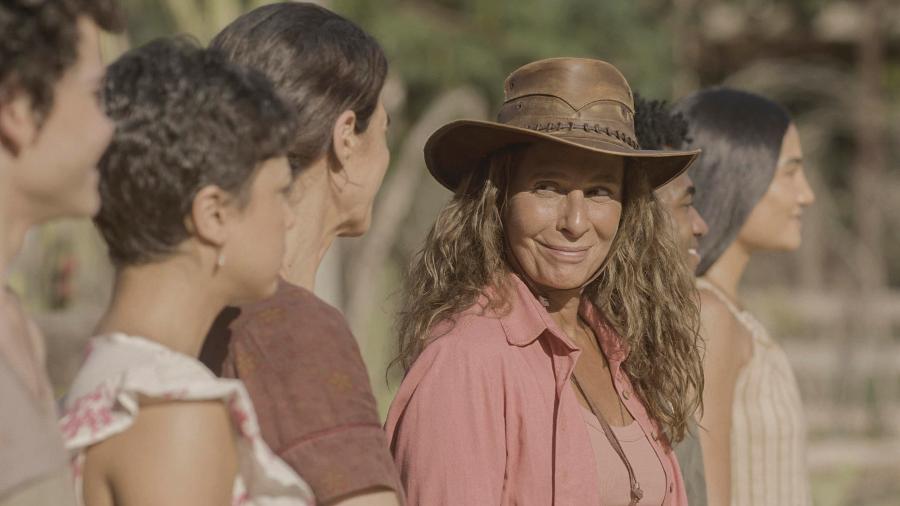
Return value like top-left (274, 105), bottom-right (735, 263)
top-left (525, 122), bottom-right (639, 149)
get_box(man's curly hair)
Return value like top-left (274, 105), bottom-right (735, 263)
top-left (94, 37), bottom-right (296, 267)
top-left (633, 93), bottom-right (689, 150)
top-left (0, 0), bottom-right (123, 121)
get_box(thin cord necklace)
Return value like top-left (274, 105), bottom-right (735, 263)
top-left (572, 372), bottom-right (643, 505)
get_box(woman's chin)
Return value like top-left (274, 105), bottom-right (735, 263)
top-left (529, 271), bottom-right (597, 293)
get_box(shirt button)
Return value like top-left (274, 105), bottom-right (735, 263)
top-left (652, 432), bottom-right (659, 441)
top-left (622, 390), bottom-right (630, 400)
top-left (669, 483), bottom-right (674, 493)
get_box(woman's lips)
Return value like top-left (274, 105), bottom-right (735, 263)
top-left (538, 241), bottom-right (591, 262)
top-left (687, 247), bottom-right (701, 268)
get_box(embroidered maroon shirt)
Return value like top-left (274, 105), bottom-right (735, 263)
top-left (201, 279), bottom-right (402, 504)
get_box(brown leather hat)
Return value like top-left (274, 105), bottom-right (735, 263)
top-left (424, 57), bottom-right (700, 191)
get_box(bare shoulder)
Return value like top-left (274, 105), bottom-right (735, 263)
top-left (86, 401), bottom-right (238, 506)
top-left (697, 288), bottom-right (753, 366)
top-left (698, 289), bottom-right (741, 338)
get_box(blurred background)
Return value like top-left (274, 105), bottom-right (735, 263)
top-left (10, 0), bottom-right (899, 503)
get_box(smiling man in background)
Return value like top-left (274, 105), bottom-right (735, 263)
top-left (634, 94), bottom-right (710, 506)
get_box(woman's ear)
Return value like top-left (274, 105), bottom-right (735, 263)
top-left (330, 109), bottom-right (358, 169)
top-left (0, 90), bottom-right (39, 156)
top-left (185, 185), bottom-right (232, 248)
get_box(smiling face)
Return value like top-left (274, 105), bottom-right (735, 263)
top-left (655, 172), bottom-right (708, 271)
top-left (503, 142), bottom-right (624, 292)
top-left (736, 123), bottom-right (815, 252)
top-left (6, 17), bottom-right (113, 222)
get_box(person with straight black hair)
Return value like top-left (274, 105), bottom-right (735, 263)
top-left (198, 3), bottom-right (401, 505)
top-left (60, 37), bottom-right (314, 505)
top-left (674, 87), bottom-right (815, 506)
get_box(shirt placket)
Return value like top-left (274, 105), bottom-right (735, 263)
top-left (549, 335), bottom-right (579, 506)
top-left (611, 363), bottom-right (677, 504)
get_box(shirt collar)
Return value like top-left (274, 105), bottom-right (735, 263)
top-left (496, 274), bottom-right (630, 368)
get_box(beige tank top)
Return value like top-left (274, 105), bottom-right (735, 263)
top-left (697, 278), bottom-right (811, 506)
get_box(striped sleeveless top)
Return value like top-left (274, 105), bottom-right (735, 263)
top-left (697, 279), bottom-right (811, 506)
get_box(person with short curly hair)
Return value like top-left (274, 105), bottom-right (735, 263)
top-left (0, 1), bottom-right (122, 504)
top-left (59, 37), bottom-right (314, 505)
top-left (634, 94), bottom-right (709, 506)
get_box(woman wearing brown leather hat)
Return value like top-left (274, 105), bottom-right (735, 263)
top-left (385, 58), bottom-right (703, 506)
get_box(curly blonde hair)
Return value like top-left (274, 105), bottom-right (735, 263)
top-left (395, 147), bottom-right (703, 443)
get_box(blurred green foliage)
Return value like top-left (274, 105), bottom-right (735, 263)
top-left (335, 0), bottom-right (679, 115)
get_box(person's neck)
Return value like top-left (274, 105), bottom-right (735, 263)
top-left (280, 162), bottom-right (344, 291)
top-left (543, 286), bottom-right (586, 342)
top-left (0, 186), bottom-right (37, 283)
top-left (703, 239), bottom-right (751, 303)
top-left (95, 259), bottom-right (228, 357)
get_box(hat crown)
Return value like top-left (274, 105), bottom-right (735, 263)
top-left (496, 58), bottom-right (639, 150)
top-left (503, 57), bottom-right (634, 112)
top-left (421, 56), bottom-right (700, 194)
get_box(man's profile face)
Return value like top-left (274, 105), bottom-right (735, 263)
top-left (655, 172), bottom-right (708, 271)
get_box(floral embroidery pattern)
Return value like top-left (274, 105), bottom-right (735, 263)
top-left (61, 334), bottom-right (315, 506)
top-left (60, 384), bottom-right (114, 439)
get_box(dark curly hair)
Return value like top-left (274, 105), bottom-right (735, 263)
top-left (94, 37), bottom-right (296, 267)
top-left (210, 2), bottom-right (388, 173)
top-left (0, 0), bottom-right (124, 122)
top-left (633, 94), bottom-right (689, 150)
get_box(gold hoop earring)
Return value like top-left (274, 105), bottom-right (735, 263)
top-left (216, 250), bottom-right (226, 269)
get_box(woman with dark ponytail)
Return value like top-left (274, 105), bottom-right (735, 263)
top-left (200, 4), bottom-right (401, 505)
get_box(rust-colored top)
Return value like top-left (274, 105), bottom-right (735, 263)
top-left (201, 280), bottom-right (403, 505)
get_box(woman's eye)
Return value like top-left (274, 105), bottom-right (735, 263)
top-left (533, 182), bottom-right (560, 194)
top-left (586, 188), bottom-right (611, 199)
top-left (783, 163), bottom-right (801, 177)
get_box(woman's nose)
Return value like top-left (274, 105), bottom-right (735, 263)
top-left (797, 169), bottom-right (816, 207)
top-left (559, 191), bottom-right (590, 237)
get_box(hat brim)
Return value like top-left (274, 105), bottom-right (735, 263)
top-left (424, 119), bottom-right (701, 191)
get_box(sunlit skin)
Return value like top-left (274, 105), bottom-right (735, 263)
top-left (503, 141), bottom-right (635, 427)
top-left (0, 16), bottom-right (112, 273)
top-left (697, 122), bottom-right (815, 506)
top-left (281, 97), bottom-right (390, 290)
top-left (654, 172), bottom-right (709, 271)
top-left (504, 142), bottom-right (624, 294)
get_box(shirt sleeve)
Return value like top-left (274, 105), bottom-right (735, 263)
top-left (387, 340), bottom-right (507, 506)
top-left (226, 298), bottom-right (402, 504)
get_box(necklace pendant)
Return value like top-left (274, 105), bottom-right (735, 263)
top-left (629, 485), bottom-right (643, 505)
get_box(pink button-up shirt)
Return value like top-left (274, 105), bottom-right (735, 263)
top-left (385, 275), bottom-right (687, 505)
